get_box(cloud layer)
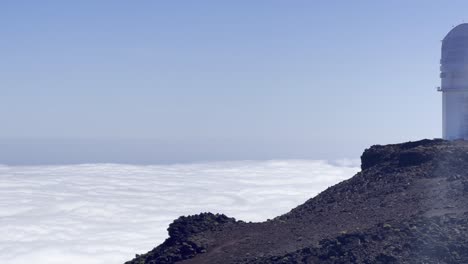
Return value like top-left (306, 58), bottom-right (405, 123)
top-left (0, 160), bottom-right (359, 264)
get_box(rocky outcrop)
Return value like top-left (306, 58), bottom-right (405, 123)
top-left (126, 213), bottom-right (237, 264)
top-left (126, 139), bottom-right (468, 263)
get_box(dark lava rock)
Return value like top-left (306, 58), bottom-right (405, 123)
top-left (125, 213), bottom-right (237, 264)
top-left (126, 139), bottom-right (468, 263)
top-left (252, 216), bottom-right (468, 264)
top-left (360, 139), bottom-right (444, 170)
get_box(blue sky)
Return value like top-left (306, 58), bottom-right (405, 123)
top-left (0, 1), bottom-right (464, 164)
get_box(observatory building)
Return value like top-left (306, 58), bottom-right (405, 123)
top-left (440, 23), bottom-right (468, 140)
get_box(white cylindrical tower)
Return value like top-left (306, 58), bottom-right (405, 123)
top-left (440, 24), bottom-right (468, 140)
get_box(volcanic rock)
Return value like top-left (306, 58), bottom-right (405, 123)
top-left (126, 139), bottom-right (468, 263)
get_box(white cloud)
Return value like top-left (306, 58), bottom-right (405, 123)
top-left (0, 160), bottom-right (359, 264)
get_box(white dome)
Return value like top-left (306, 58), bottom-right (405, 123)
top-left (440, 24), bottom-right (468, 140)
top-left (443, 23), bottom-right (468, 40)
top-left (440, 24), bottom-right (468, 90)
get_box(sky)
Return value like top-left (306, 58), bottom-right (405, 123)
top-left (0, 0), bottom-right (464, 164)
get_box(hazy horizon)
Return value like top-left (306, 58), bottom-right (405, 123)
top-left (0, 137), bottom-right (398, 165)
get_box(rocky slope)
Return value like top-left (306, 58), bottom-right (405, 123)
top-left (126, 139), bottom-right (468, 263)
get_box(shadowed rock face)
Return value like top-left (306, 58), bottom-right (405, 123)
top-left (126, 139), bottom-right (468, 264)
top-left (125, 213), bottom-right (237, 264)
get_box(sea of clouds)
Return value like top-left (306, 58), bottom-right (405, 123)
top-left (0, 159), bottom-right (360, 264)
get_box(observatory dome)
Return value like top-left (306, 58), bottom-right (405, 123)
top-left (440, 23), bottom-right (468, 140)
top-left (441, 23), bottom-right (468, 91)
top-left (443, 23), bottom-right (468, 40)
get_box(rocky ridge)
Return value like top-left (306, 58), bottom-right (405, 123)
top-left (126, 139), bottom-right (468, 263)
